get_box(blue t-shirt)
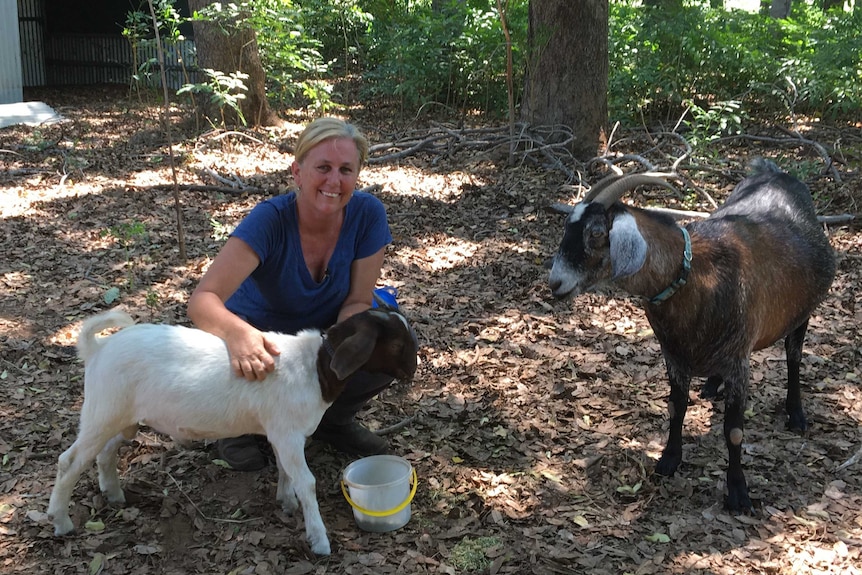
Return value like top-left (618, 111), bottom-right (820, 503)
top-left (225, 191), bottom-right (392, 334)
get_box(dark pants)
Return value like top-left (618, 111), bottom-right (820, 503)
top-left (319, 370), bottom-right (394, 427)
top-left (236, 314), bottom-right (396, 427)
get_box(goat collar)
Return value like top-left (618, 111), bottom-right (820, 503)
top-left (648, 226), bottom-right (692, 305)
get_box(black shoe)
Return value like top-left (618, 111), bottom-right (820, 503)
top-left (216, 435), bottom-right (267, 471)
top-left (312, 421), bottom-right (389, 456)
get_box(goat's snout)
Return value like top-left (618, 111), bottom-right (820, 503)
top-left (548, 256), bottom-right (580, 300)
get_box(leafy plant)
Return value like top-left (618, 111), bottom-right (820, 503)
top-left (450, 536), bottom-right (502, 571)
top-left (191, 0), bottom-right (333, 112)
top-left (178, 69), bottom-right (249, 128)
top-left (123, 0), bottom-right (189, 96)
top-left (609, 1), bottom-right (862, 126)
top-left (209, 216), bottom-right (234, 242)
top-left (101, 221), bottom-right (148, 291)
top-left (682, 99), bottom-right (746, 146)
top-left (361, 0), bottom-right (528, 116)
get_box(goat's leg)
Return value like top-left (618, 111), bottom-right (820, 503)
top-left (785, 319), bottom-right (809, 432)
top-left (271, 448), bottom-right (298, 513)
top-left (269, 435), bottom-right (330, 556)
top-left (48, 432), bottom-right (113, 535)
top-left (655, 362), bottom-right (690, 476)
top-left (723, 362), bottom-right (752, 512)
top-left (96, 426), bottom-right (137, 503)
top-left (700, 375), bottom-right (724, 399)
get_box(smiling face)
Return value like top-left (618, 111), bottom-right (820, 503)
top-left (292, 137), bottom-right (361, 217)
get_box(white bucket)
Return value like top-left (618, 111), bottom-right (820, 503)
top-left (341, 455), bottom-right (417, 532)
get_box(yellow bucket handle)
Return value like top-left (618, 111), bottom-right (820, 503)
top-left (341, 468), bottom-right (418, 518)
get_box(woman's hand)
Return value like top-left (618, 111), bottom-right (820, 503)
top-left (188, 236), bottom-right (280, 382)
top-left (225, 325), bottom-right (281, 382)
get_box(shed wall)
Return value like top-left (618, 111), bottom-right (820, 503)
top-left (0, 0), bottom-right (24, 103)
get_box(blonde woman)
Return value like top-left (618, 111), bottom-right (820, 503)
top-left (188, 118), bottom-right (397, 470)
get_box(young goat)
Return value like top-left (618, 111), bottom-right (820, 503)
top-left (549, 159), bottom-right (835, 511)
top-left (48, 307), bottom-right (418, 555)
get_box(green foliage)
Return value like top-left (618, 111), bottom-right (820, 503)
top-left (102, 221), bottom-right (148, 250)
top-left (450, 536), bottom-right (502, 571)
top-left (123, 0), bottom-right (187, 92)
top-left (209, 216), bottom-right (234, 242)
top-left (609, 1), bottom-right (862, 125)
top-left (191, 0), bottom-right (333, 113)
top-left (360, 0), bottom-right (528, 115)
top-left (128, 0), bottom-right (861, 132)
top-left (682, 99), bottom-right (746, 146)
top-left (178, 69), bottom-right (249, 128)
top-left (101, 221), bottom-right (148, 292)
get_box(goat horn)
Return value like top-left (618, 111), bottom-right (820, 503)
top-left (588, 172), bottom-right (678, 207)
top-left (582, 171), bottom-right (625, 203)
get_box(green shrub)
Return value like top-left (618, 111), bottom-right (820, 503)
top-left (609, 1), bottom-right (862, 125)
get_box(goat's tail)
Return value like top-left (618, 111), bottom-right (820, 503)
top-left (77, 310), bottom-right (136, 362)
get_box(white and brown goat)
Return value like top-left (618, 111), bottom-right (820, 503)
top-left (47, 307), bottom-right (418, 555)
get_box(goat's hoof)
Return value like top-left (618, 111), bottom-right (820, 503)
top-left (725, 480), bottom-right (754, 513)
top-left (310, 539), bottom-right (331, 556)
top-left (725, 492), bottom-right (754, 514)
top-left (52, 517), bottom-right (76, 537)
top-left (787, 411), bottom-right (808, 433)
top-left (654, 456), bottom-right (681, 477)
top-left (104, 491), bottom-right (126, 505)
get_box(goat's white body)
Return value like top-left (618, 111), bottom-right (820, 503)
top-left (48, 310), bottom-right (333, 555)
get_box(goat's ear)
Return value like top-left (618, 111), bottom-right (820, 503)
top-left (609, 212), bottom-right (647, 278)
top-left (329, 325), bottom-right (379, 380)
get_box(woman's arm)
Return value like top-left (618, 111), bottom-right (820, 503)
top-left (337, 247), bottom-right (386, 323)
top-left (188, 236), bottom-right (281, 381)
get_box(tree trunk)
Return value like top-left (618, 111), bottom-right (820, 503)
top-left (520, 0), bottom-right (608, 161)
top-left (187, 0), bottom-right (280, 127)
top-left (769, 0), bottom-right (792, 18)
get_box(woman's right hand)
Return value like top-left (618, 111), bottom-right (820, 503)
top-left (224, 325), bottom-right (281, 381)
top-left (188, 236), bottom-right (280, 382)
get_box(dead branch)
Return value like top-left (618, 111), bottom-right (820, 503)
top-left (375, 415), bottom-right (417, 436)
top-left (837, 444), bottom-right (862, 472)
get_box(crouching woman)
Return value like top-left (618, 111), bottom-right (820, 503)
top-left (188, 117), bottom-right (399, 470)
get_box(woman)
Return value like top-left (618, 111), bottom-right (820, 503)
top-left (188, 117), bottom-right (396, 470)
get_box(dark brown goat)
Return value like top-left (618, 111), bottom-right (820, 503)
top-left (549, 160), bottom-right (835, 511)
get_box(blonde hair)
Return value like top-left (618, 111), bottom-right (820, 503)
top-left (294, 117), bottom-right (369, 167)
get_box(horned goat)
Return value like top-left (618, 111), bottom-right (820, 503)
top-left (549, 159), bottom-right (835, 511)
top-left (47, 307), bottom-right (418, 555)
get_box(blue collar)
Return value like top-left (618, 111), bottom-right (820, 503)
top-left (648, 227), bottom-right (692, 305)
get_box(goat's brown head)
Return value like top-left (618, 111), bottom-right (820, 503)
top-left (549, 173), bottom-right (674, 299)
top-left (324, 308), bottom-right (418, 382)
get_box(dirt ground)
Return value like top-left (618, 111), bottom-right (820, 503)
top-left (1, 85), bottom-right (861, 575)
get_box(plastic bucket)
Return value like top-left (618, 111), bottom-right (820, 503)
top-left (341, 455), bottom-right (417, 532)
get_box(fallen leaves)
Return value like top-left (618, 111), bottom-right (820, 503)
top-left (1, 86), bottom-right (861, 574)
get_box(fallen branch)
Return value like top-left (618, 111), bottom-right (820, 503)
top-left (837, 444), bottom-right (862, 472)
top-left (375, 415), bottom-right (417, 436)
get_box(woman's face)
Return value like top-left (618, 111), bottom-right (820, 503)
top-left (292, 137), bottom-right (361, 217)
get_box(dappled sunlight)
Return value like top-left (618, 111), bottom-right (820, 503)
top-left (394, 235), bottom-right (480, 272)
top-left (370, 165), bottom-right (488, 201)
